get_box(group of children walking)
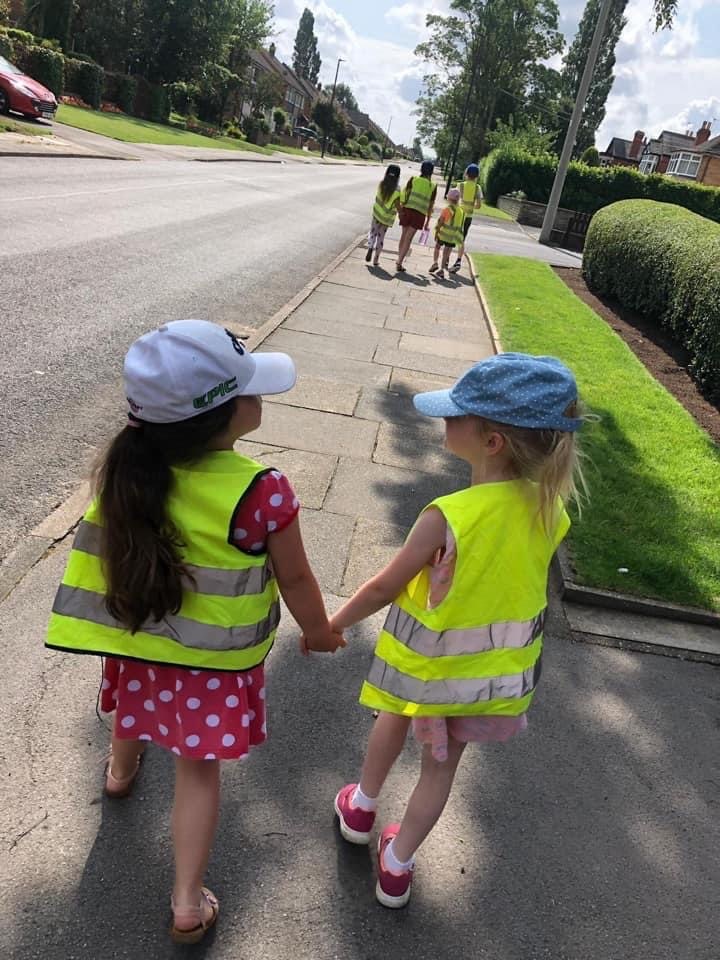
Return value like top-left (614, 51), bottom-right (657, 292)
top-left (366, 160), bottom-right (483, 277)
top-left (46, 175), bottom-right (585, 942)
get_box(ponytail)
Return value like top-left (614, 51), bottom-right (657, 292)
top-left (96, 400), bottom-right (238, 633)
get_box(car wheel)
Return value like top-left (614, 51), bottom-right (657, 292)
top-left (0, 88), bottom-right (9, 114)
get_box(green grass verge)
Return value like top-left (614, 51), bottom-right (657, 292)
top-left (267, 142), bottom-right (319, 156)
top-left (0, 117), bottom-right (49, 135)
top-left (473, 253), bottom-right (720, 613)
top-left (56, 104), bottom-right (274, 154)
top-left (477, 202), bottom-right (513, 221)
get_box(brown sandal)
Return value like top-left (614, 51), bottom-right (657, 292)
top-left (170, 887), bottom-right (219, 944)
top-left (104, 752), bottom-right (143, 799)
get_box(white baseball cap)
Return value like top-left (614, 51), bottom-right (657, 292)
top-left (124, 320), bottom-right (297, 423)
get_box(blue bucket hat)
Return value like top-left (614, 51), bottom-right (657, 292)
top-left (414, 353), bottom-right (582, 431)
top-left (466, 163), bottom-right (480, 177)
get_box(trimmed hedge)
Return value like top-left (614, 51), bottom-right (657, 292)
top-left (12, 41), bottom-right (65, 96)
top-left (103, 72), bottom-right (137, 114)
top-left (483, 148), bottom-right (720, 224)
top-left (583, 200), bottom-right (720, 403)
top-left (64, 57), bottom-right (104, 109)
top-left (133, 75), bottom-right (170, 123)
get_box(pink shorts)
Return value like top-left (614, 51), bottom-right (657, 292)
top-left (413, 714), bottom-right (527, 761)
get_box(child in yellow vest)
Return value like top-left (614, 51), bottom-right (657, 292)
top-left (325, 354), bottom-right (586, 908)
top-left (450, 162), bottom-right (483, 274)
top-left (46, 320), bottom-right (344, 943)
top-left (429, 187), bottom-right (465, 279)
top-left (366, 163), bottom-right (402, 267)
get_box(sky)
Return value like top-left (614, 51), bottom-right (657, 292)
top-left (270, 0), bottom-right (720, 151)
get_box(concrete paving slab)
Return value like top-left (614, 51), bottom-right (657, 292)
top-left (263, 375), bottom-right (359, 416)
top-left (323, 457), bottom-right (463, 527)
top-left (354, 384), bottom-right (426, 425)
top-left (287, 300), bottom-right (389, 328)
top-left (266, 344), bottom-right (391, 387)
top-left (283, 312), bottom-right (401, 347)
top-left (389, 368), bottom-right (456, 393)
top-left (251, 403), bottom-right (378, 459)
top-left (564, 603), bottom-right (720, 659)
top-left (373, 345), bottom-right (471, 378)
top-left (321, 281), bottom-right (398, 305)
top-left (373, 422), bottom-right (471, 478)
top-left (384, 312), bottom-right (488, 342)
top-left (265, 328), bottom-right (377, 362)
top-left (400, 331), bottom-right (487, 361)
top-left (341, 517), bottom-right (408, 595)
top-left (234, 442), bottom-right (337, 509)
top-left (324, 266), bottom-right (401, 292)
top-left (305, 287), bottom-right (406, 320)
top-left (297, 508), bottom-right (355, 593)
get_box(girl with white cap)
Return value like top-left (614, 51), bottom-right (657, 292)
top-left (328, 353), bottom-right (586, 908)
top-left (47, 320), bottom-right (343, 943)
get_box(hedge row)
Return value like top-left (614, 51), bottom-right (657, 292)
top-left (482, 148), bottom-right (720, 224)
top-left (0, 28), bottom-right (168, 122)
top-left (583, 200), bottom-right (720, 402)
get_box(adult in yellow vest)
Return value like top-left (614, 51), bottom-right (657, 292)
top-left (46, 319), bottom-right (343, 943)
top-left (397, 159), bottom-right (437, 273)
top-left (326, 353), bottom-right (584, 908)
top-left (449, 162), bottom-right (483, 274)
top-left (428, 186), bottom-right (465, 279)
top-left (366, 163), bottom-right (402, 267)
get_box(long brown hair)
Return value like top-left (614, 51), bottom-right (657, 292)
top-left (378, 164), bottom-right (401, 202)
top-left (95, 400), bottom-right (237, 633)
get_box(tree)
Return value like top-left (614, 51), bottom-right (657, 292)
top-left (560, 0), bottom-right (628, 156)
top-left (581, 145), bottom-right (601, 165)
top-left (333, 82), bottom-right (357, 111)
top-left (412, 136), bottom-right (424, 161)
top-left (292, 7), bottom-right (321, 84)
top-left (486, 116), bottom-right (557, 155)
top-left (311, 98), bottom-right (346, 149)
top-left (249, 69), bottom-right (284, 116)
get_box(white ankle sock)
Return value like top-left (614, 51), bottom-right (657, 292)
top-left (384, 838), bottom-right (414, 874)
top-left (351, 785), bottom-right (377, 811)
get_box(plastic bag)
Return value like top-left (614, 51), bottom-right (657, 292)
top-left (417, 228), bottom-right (430, 245)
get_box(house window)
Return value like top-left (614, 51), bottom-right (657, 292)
top-left (667, 152), bottom-right (701, 178)
top-left (639, 154), bottom-right (658, 174)
top-left (285, 88), bottom-right (303, 109)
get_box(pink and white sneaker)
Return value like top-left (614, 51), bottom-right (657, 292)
top-left (334, 783), bottom-right (375, 844)
top-left (376, 824), bottom-right (414, 908)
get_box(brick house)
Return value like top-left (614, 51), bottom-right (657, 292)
top-left (638, 121), bottom-right (720, 185)
top-left (244, 46), bottom-right (318, 128)
top-left (599, 130), bottom-right (646, 167)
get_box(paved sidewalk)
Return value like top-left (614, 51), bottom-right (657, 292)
top-left (2, 227), bottom-right (718, 960)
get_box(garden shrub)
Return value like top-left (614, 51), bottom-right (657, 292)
top-left (12, 43), bottom-right (64, 96)
top-left (0, 30), bottom-right (11, 57)
top-left (132, 76), bottom-right (170, 123)
top-left (63, 57), bottom-right (103, 108)
top-left (583, 199), bottom-right (720, 402)
top-left (3, 26), bottom-right (35, 44)
top-left (103, 72), bottom-right (137, 114)
top-left (167, 80), bottom-right (198, 116)
top-left (483, 147), bottom-right (720, 223)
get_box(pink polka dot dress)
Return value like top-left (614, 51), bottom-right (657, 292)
top-left (100, 470), bottom-right (298, 760)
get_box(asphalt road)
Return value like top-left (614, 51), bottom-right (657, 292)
top-left (0, 157), bottom-right (385, 560)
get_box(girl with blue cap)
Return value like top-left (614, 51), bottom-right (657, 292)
top-left (327, 353), bottom-right (586, 908)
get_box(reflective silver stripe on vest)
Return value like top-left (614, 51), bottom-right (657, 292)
top-left (52, 584), bottom-right (280, 652)
top-left (384, 604), bottom-right (545, 657)
top-left (73, 520), bottom-right (272, 597)
top-left (366, 655), bottom-right (541, 705)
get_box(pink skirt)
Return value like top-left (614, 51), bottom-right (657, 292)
top-left (413, 715), bottom-right (527, 761)
top-left (101, 658), bottom-right (267, 760)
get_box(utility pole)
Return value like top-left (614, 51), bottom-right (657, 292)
top-left (321, 57), bottom-right (344, 159)
top-left (539, 0), bottom-right (614, 245)
top-left (445, 43), bottom-right (480, 198)
top-left (382, 116), bottom-right (392, 159)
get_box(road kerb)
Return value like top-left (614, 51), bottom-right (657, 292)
top-left (0, 233), bottom-right (366, 599)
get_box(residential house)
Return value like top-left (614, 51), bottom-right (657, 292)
top-left (244, 46), bottom-right (319, 128)
top-left (639, 121), bottom-right (720, 185)
top-left (599, 130), bottom-right (645, 167)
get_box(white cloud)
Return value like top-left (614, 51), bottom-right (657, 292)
top-left (271, 1), bottom-right (428, 145)
top-left (596, 0), bottom-right (720, 148)
top-left (385, 1), bottom-right (452, 36)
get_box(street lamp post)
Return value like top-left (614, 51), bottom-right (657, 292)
top-left (539, 0), bottom-right (614, 245)
top-left (445, 43), bottom-right (480, 198)
top-left (382, 116), bottom-right (392, 159)
top-left (321, 57), bottom-right (344, 159)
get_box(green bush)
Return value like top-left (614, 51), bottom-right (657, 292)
top-left (132, 76), bottom-right (170, 123)
top-left (63, 57), bottom-right (103, 108)
top-left (167, 81), bottom-right (198, 116)
top-left (12, 42), bottom-right (64, 96)
top-left (3, 26), bottom-right (35, 44)
top-left (583, 200), bottom-right (720, 402)
top-left (103, 72), bottom-right (137, 114)
top-left (0, 31), bottom-right (11, 58)
top-left (483, 147), bottom-right (720, 223)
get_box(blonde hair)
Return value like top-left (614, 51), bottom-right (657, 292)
top-left (478, 402), bottom-right (588, 534)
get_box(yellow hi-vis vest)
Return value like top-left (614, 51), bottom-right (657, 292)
top-left (46, 452), bottom-right (280, 672)
top-left (373, 187), bottom-right (401, 227)
top-left (359, 481), bottom-right (570, 717)
top-left (435, 204), bottom-right (465, 245)
top-left (402, 176), bottom-right (434, 216)
top-left (455, 179), bottom-right (481, 219)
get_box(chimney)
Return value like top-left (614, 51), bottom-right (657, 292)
top-left (695, 120), bottom-right (711, 146)
top-left (268, 42), bottom-right (276, 58)
top-left (629, 129), bottom-right (645, 159)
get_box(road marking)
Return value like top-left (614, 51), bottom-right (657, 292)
top-left (0, 177), bottom-right (258, 203)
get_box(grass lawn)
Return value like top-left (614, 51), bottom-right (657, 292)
top-left (56, 104), bottom-right (274, 154)
top-left (473, 253), bottom-right (720, 613)
top-left (0, 116), bottom-right (49, 135)
top-left (477, 202), bottom-right (513, 221)
top-left (267, 142), bottom-right (319, 157)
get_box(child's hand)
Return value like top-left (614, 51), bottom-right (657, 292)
top-left (300, 627), bottom-right (346, 654)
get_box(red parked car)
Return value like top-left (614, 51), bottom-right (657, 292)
top-left (0, 54), bottom-right (57, 120)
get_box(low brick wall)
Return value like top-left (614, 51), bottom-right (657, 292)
top-left (498, 196), bottom-right (590, 249)
top-left (270, 131), bottom-right (303, 149)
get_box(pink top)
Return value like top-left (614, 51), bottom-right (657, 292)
top-left (102, 470), bottom-right (299, 760)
